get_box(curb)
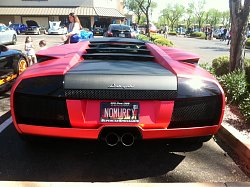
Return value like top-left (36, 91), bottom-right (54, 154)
top-left (217, 122), bottom-right (250, 173)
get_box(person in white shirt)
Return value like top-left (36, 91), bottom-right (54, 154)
top-left (24, 36), bottom-right (36, 65)
top-left (63, 13), bottom-right (82, 44)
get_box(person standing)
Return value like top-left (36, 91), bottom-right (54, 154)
top-left (25, 36), bottom-right (36, 65)
top-left (164, 24), bottom-right (168, 38)
top-left (179, 26), bottom-right (183, 35)
top-left (205, 26), bottom-right (208, 40)
top-left (227, 29), bottom-right (232, 45)
top-left (223, 27), bottom-right (227, 41)
top-left (220, 26), bottom-right (224, 41)
top-left (64, 20), bottom-right (69, 27)
top-left (63, 13), bottom-right (82, 44)
top-left (210, 27), bottom-right (213, 40)
top-left (9, 20), bottom-right (12, 26)
top-left (134, 23), bottom-right (138, 31)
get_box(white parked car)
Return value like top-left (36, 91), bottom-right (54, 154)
top-left (48, 21), bottom-right (67, 35)
top-left (0, 23), bottom-right (17, 45)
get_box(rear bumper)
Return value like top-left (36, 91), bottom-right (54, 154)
top-left (17, 123), bottom-right (220, 140)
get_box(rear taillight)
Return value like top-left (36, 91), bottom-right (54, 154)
top-left (108, 31), bottom-right (113, 36)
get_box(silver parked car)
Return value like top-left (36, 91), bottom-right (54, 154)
top-left (0, 23), bottom-right (17, 45)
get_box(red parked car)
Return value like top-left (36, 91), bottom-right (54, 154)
top-left (11, 38), bottom-right (225, 146)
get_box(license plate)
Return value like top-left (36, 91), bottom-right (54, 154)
top-left (119, 34), bottom-right (125, 37)
top-left (100, 102), bottom-right (139, 123)
top-left (96, 32), bottom-right (99, 33)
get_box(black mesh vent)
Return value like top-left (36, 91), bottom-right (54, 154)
top-left (84, 40), bottom-right (154, 61)
top-left (168, 96), bottom-right (222, 129)
top-left (65, 89), bottom-right (177, 100)
top-left (14, 93), bottom-right (71, 128)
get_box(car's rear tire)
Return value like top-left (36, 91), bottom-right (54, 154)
top-left (18, 133), bottom-right (51, 143)
top-left (12, 35), bottom-right (17, 45)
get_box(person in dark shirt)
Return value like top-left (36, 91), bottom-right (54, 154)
top-left (223, 27), bottom-right (228, 41)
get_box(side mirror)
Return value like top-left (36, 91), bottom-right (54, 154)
top-left (0, 45), bottom-right (9, 52)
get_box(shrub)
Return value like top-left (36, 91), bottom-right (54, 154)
top-left (245, 58), bottom-right (250, 90)
top-left (190, 32), bottom-right (206, 38)
top-left (217, 69), bottom-right (249, 105)
top-left (239, 94), bottom-right (250, 123)
top-left (169, 32), bottom-right (176, 35)
top-left (136, 34), bottom-right (174, 47)
top-left (246, 38), bottom-right (250, 46)
top-left (135, 34), bottom-right (150, 41)
top-left (212, 55), bottom-right (230, 76)
top-left (154, 38), bottom-right (174, 47)
top-left (150, 33), bottom-right (160, 42)
top-left (198, 62), bottom-right (216, 77)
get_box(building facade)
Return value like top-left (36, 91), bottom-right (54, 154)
top-left (0, 0), bottom-right (125, 30)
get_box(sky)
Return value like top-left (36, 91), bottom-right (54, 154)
top-left (142, 0), bottom-right (230, 22)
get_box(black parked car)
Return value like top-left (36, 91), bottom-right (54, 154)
top-left (0, 45), bottom-right (28, 92)
top-left (93, 27), bottom-right (104, 36)
top-left (185, 28), bottom-right (194, 35)
top-left (104, 24), bottom-right (132, 38)
top-left (25, 20), bottom-right (47, 35)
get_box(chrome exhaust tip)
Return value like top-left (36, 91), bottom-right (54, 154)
top-left (105, 132), bottom-right (119, 146)
top-left (121, 133), bottom-right (134, 146)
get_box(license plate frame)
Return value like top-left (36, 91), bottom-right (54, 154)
top-left (119, 33), bottom-right (125, 37)
top-left (100, 102), bottom-right (139, 123)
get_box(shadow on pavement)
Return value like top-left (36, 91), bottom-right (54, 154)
top-left (0, 124), bottom-right (203, 182)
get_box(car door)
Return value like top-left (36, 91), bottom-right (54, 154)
top-left (0, 26), bottom-right (4, 44)
top-left (0, 25), bottom-right (9, 44)
top-left (3, 25), bottom-right (12, 43)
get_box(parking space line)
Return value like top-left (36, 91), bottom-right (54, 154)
top-left (0, 116), bottom-right (12, 133)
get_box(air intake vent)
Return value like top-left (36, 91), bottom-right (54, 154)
top-left (14, 93), bottom-right (71, 128)
top-left (65, 89), bottom-right (177, 100)
top-left (168, 96), bottom-right (222, 129)
top-left (83, 39), bottom-right (154, 61)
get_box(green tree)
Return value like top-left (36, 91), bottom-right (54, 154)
top-left (185, 2), bottom-right (194, 29)
top-left (229, 0), bottom-right (250, 72)
top-left (207, 9), bottom-right (221, 28)
top-left (123, 0), bottom-right (144, 24)
top-left (221, 10), bottom-right (230, 26)
top-left (190, 0), bottom-right (207, 30)
top-left (162, 3), bottom-right (185, 31)
top-left (135, 0), bottom-right (156, 37)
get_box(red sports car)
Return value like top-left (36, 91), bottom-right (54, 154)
top-left (10, 38), bottom-right (225, 146)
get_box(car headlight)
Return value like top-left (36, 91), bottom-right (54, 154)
top-left (177, 77), bottom-right (222, 98)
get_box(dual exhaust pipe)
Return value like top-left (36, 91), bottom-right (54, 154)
top-left (105, 132), bottom-right (135, 146)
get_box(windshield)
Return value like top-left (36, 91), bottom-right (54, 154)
top-left (82, 28), bottom-right (90, 31)
top-left (111, 25), bottom-right (130, 31)
top-left (9, 24), bottom-right (19, 28)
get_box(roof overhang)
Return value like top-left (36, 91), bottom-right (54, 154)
top-left (0, 6), bottom-right (125, 18)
